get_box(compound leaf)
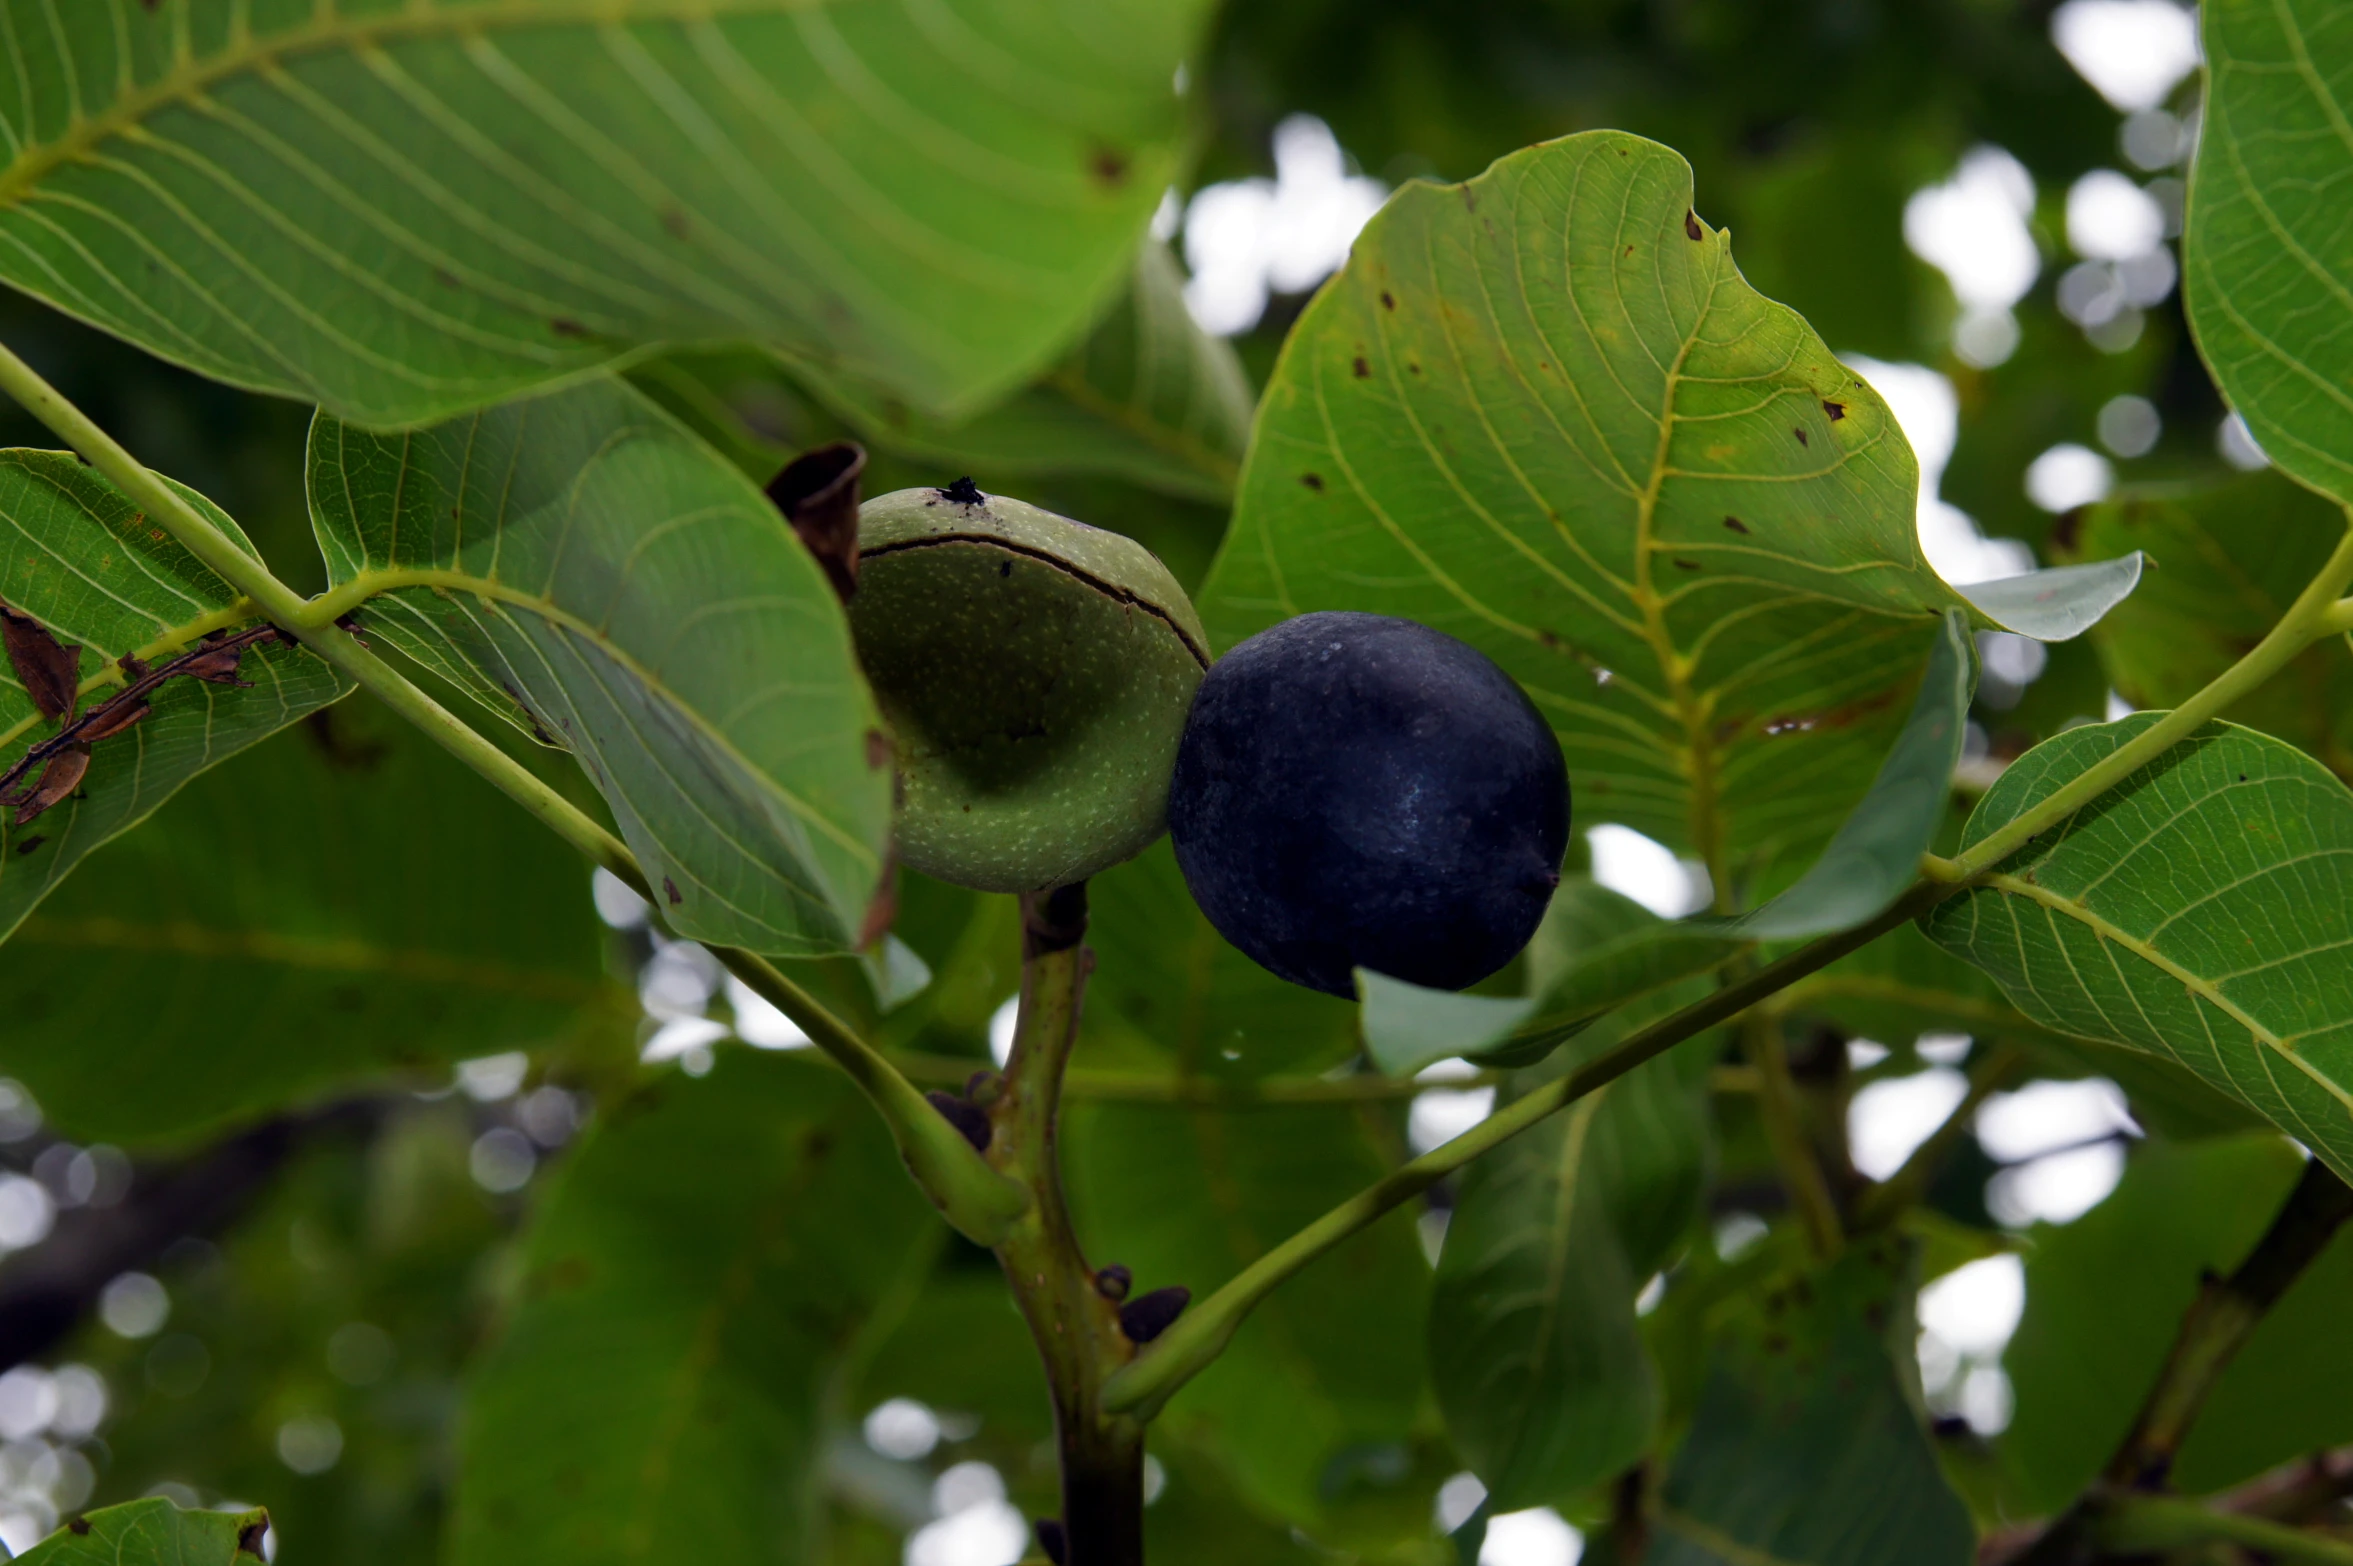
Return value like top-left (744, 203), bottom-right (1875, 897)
top-left (0, 2), bottom-right (1211, 428)
top-left (309, 377), bottom-right (891, 958)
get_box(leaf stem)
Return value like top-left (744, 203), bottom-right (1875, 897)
top-left (1741, 1006), bottom-right (1843, 1259)
top-left (0, 338), bottom-right (1025, 1247)
top-left (1951, 517), bottom-right (2353, 879)
top-left (1100, 881), bottom-right (1949, 1421)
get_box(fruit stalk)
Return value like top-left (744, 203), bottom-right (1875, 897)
top-left (990, 884), bottom-right (1147, 1565)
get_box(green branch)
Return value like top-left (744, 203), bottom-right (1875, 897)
top-left (1100, 882), bottom-right (1949, 1421)
top-left (0, 338), bottom-right (1025, 1248)
top-left (2094, 1493), bottom-right (2353, 1566)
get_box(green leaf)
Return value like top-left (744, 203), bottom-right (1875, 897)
top-left (1063, 1098), bottom-right (1428, 1526)
top-left (1997, 1135), bottom-right (2353, 1513)
top-left (1430, 992), bottom-right (1714, 1508)
top-left (1921, 716), bottom-right (2353, 1181)
top-left (16, 1498), bottom-right (269, 1565)
top-left (2184, 0), bottom-right (2353, 502)
top-left (454, 1051), bottom-right (934, 1566)
top-left (0, 451), bottom-right (348, 941)
top-left (2060, 472), bottom-right (2353, 774)
top-left (788, 244), bottom-right (1256, 502)
top-left (309, 377), bottom-right (891, 958)
top-left (1082, 840), bottom-right (1362, 1080)
top-left (0, 2), bottom-right (1211, 428)
top-left (1646, 1245), bottom-right (1973, 1566)
top-left (1949, 555), bottom-right (2143, 644)
top-left (1357, 879), bottom-right (1737, 1077)
top-left (1725, 606), bottom-right (1974, 939)
top-left (1197, 129), bottom-right (2109, 878)
top-left (0, 695), bottom-right (625, 1143)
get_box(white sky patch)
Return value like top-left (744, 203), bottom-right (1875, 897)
top-left (1989, 1141), bottom-right (2128, 1226)
top-left (2067, 170), bottom-right (2168, 261)
top-left (1585, 823), bottom-right (1710, 917)
top-left (2053, 0), bottom-right (2202, 112)
top-left (2026, 442), bottom-right (2116, 512)
top-left (1848, 1067), bottom-right (1969, 1181)
top-left (1410, 1086), bottom-right (1496, 1156)
top-left (1919, 1254), bottom-right (2026, 1357)
top-left (1976, 1078), bottom-right (2137, 1162)
top-left (1904, 147), bottom-right (2038, 368)
top-left (1844, 356), bottom-right (2035, 586)
top-left (1181, 115), bottom-right (1387, 335)
top-left (1481, 1508), bottom-right (1582, 1566)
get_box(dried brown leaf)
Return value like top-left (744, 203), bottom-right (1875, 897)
top-left (766, 442), bottom-right (866, 604)
top-left (9, 744), bottom-right (88, 824)
top-left (0, 604), bottom-right (80, 722)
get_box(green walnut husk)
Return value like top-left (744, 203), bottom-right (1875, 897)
top-left (851, 485), bottom-right (1211, 893)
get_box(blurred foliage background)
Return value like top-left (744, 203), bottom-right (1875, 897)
top-left (0, 3), bottom-right (2313, 1564)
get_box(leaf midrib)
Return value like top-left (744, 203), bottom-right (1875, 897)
top-left (0, 0), bottom-right (835, 212)
top-left (1979, 868), bottom-right (2353, 1120)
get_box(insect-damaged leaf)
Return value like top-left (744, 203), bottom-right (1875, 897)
top-left (4, 744), bottom-right (86, 825)
top-left (14, 1498), bottom-right (269, 1565)
top-left (1199, 130), bottom-right (2133, 878)
top-left (0, 454), bottom-right (346, 941)
top-left (308, 377), bottom-right (890, 959)
top-left (0, 602), bottom-right (78, 722)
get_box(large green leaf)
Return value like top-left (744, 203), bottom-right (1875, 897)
top-left (0, 695), bottom-right (625, 1143)
top-left (1197, 129), bottom-right (2113, 879)
top-left (1645, 1245), bottom-right (1973, 1566)
top-left (2185, 0), bottom-right (2353, 502)
top-left (17, 1498), bottom-right (268, 1565)
top-left (1063, 1098), bottom-right (1428, 1527)
top-left (1999, 1134), bottom-right (2353, 1513)
top-left (2060, 472), bottom-right (2353, 777)
top-left (0, 450), bottom-right (347, 940)
top-left (789, 243), bottom-right (1255, 503)
top-left (1922, 716), bottom-right (2353, 1180)
top-left (1429, 989), bottom-right (1714, 1509)
top-left (309, 376), bottom-right (891, 957)
top-left (454, 1051), bottom-right (934, 1566)
top-left (0, 1), bottom-right (1210, 429)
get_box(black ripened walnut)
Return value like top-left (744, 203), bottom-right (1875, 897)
top-left (1168, 612), bottom-right (1570, 997)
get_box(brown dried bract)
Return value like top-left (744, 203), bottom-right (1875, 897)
top-left (766, 442), bottom-right (867, 604)
top-left (6, 744), bottom-right (88, 824)
top-left (0, 601), bottom-right (80, 722)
